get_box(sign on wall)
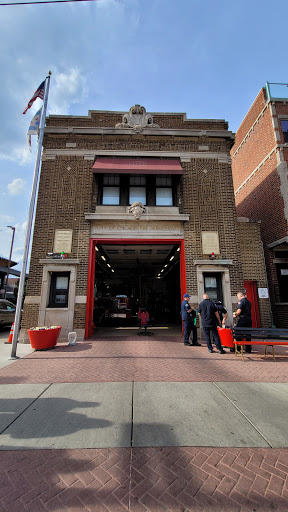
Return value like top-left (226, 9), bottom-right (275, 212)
top-left (201, 231), bottom-right (220, 255)
top-left (53, 229), bottom-right (73, 254)
top-left (258, 288), bottom-right (269, 299)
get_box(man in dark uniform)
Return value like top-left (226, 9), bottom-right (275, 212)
top-left (198, 294), bottom-right (226, 354)
top-left (214, 300), bottom-right (228, 326)
top-left (181, 293), bottom-right (194, 346)
top-left (233, 291), bottom-right (252, 353)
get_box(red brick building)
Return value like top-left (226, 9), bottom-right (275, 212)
top-left (231, 83), bottom-right (288, 327)
top-left (20, 105), bottom-right (270, 340)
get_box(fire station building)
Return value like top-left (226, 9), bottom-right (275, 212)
top-left (20, 105), bottom-right (270, 341)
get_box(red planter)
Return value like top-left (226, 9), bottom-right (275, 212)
top-left (217, 327), bottom-right (234, 348)
top-left (27, 326), bottom-right (61, 350)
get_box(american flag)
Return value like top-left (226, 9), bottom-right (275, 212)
top-left (23, 81), bottom-right (45, 114)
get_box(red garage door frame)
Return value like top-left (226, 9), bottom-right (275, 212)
top-left (85, 238), bottom-right (187, 339)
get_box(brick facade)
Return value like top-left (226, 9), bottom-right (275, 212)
top-left (21, 106), bottom-right (270, 339)
top-left (237, 221), bottom-right (270, 327)
top-left (231, 86), bottom-right (288, 327)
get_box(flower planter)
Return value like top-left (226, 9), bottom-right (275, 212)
top-left (27, 326), bottom-right (61, 350)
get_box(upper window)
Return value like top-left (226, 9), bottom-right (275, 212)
top-left (102, 175), bottom-right (120, 205)
top-left (281, 120), bottom-right (288, 143)
top-left (156, 176), bottom-right (173, 206)
top-left (97, 173), bottom-right (177, 206)
top-left (129, 175), bottom-right (146, 205)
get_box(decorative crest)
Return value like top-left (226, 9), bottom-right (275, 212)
top-left (128, 202), bottom-right (146, 220)
top-left (116, 105), bottom-right (159, 133)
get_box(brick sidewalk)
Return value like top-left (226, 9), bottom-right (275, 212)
top-left (1, 447), bottom-right (288, 511)
top-left (0, 338), bottom-right (287, 384)
top-left (1, 337), bottom-right (288, 511)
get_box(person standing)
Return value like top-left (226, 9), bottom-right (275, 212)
top-left (189, 305), bottom-right (201, 346)
top-left (181, 293), bottom-right (193, 346)
top-left (233, 291), bottom-right (252, 353)
top-left (214, 300), bottom-right (228, 326)
top-left (198, 293), bottom-right (226, 354)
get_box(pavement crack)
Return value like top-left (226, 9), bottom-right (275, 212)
top-left (128, 380), bottom-right (134, 511)
top-left (0, 383), bottom-right (53, 435)
top-left (212, 382), bottom-right (272, 448)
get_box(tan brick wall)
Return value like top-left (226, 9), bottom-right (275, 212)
top-left (237, 222), bottom-right (270, 327)
top-left (180, 158), bottom-right (243, 298)
top-left (74, 304), bottom-right (87, 330)
top-left (22, 156), bottom-right (93, 330)
top-left (22, 304), bottom-right (40, 331)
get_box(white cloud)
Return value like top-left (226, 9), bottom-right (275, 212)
top-left (0, 214), bottom-right (15, 225)
top-left (49, 68), bottom-right (89, 115)
top-left (7, 178), bottom-right (27, 196)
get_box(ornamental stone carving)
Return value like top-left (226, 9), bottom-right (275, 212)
top-left (128, 202), bottom-right (146, 219)
top-left (116, 105), bottom-right (160, 132)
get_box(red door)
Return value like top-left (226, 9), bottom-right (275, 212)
top-left (243, 281), bottom-right (260, 327)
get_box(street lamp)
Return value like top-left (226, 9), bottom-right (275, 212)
top-left (4, 226), bottom-right (15, 300)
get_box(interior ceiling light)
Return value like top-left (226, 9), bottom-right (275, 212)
top-left (161, 269), bottom-right (164, 272)
top-left (95, 246), bottom-right (99, 251)
top-left (101, 255), bottom-right (106, 261)
top-left (169, 256), bottom-right (174, 261)
top-left (107, 264), bottom-right (111, 268)
top-left (164, 264), bottom-right (168, 268)
top-left (111, 269), bottom-right (115, 273)
top-left (177, 247), bottom-right (180, 251)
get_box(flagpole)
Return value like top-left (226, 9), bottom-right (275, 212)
top-left (10, 72), bottom-right (52, 359)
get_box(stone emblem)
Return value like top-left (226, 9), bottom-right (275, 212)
top-left (116, 105), bottom-right (160, 132)
top-left (128, 202), bottom-right (146, 220)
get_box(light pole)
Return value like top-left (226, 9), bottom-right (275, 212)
top-left (4, 226), bottom-right (15, 300)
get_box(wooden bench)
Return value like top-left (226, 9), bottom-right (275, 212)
top-left (231, 327), bottom-right (288, 361)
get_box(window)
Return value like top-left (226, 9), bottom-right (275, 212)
top-left (156, 176), bottom-right (173, 206)
top-left (0, 302), bottom-right (15, 312)
top-left (48, 272), bottom-right (70, 308)
top-left (204, 273), bottom-right (222, 301)
top-left (129, 175), bottom-right (146, 204)
top-left (276, 264), bottom-right (288, 302)
top-left (97, 173), bottom-right (177, 206)
top-left (102, 175), bottom-right (120, 205)
top-left (281, 120), bottom-right (288, 143)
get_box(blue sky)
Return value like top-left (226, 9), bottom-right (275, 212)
top-left (1, 0), bottom-right (288, 270)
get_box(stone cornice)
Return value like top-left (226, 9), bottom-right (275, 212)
top-left (42, 149), bottom-right (232, 164)
top-left (44, 126), bottom-right (234, 140)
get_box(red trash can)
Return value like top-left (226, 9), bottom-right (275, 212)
top-left (217, 327), bottom-right (234, 348)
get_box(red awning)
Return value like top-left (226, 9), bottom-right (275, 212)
top-left (92, 158), bottom-right (183, 175)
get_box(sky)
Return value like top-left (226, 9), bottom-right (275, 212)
top-left (0, 0), bottom-right (288, 271)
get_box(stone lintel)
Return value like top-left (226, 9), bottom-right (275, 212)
top-left (193, 259), bottom-right (233, 266)
top-left (39, 259), bottom-right (81, 265)
top-left (85, 213), bottom-right (190, 222)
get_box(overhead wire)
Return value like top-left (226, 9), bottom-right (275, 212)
top-left (1, 0), bottom-right (101, 5)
